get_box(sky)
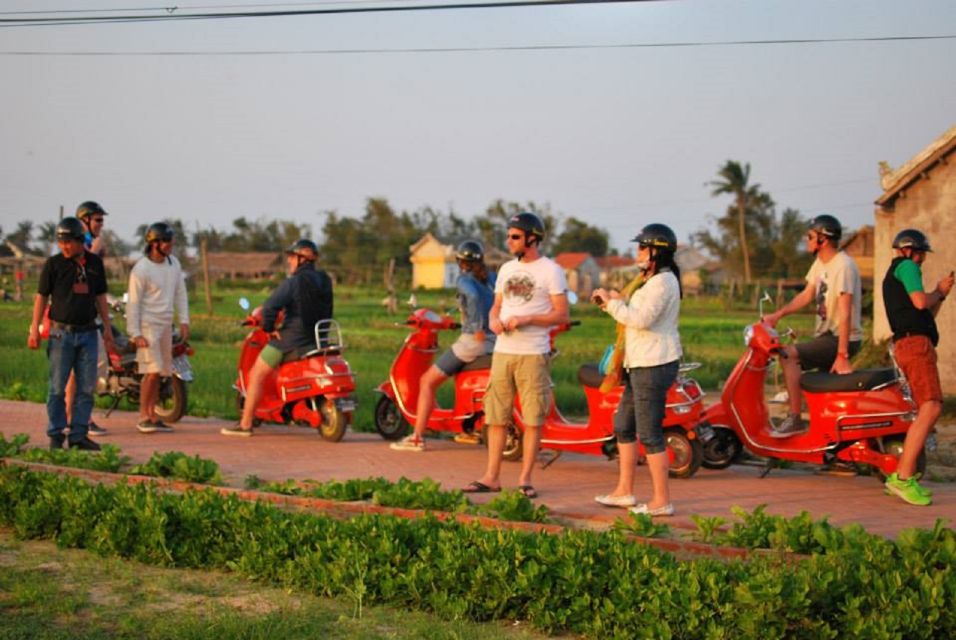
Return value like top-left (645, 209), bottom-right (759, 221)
top-left (2, 0), bottom-right (955, 255)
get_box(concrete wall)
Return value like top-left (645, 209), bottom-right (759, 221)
top-left (874, 157), bottom-right (956, 393)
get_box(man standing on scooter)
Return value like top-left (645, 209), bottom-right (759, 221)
top-left (222, 239), bottom-right (333, 437)
top-left (763, 214), bottom-right (863, 437)
top-left (127, 222), bottom-right (190, 434)
top-left (464, 212), bottom-right (569, 498)
top-left (882, 229), bottom-right (953, 505)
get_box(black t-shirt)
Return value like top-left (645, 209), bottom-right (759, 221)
top-left (38, 251), bottom-right (108, 325)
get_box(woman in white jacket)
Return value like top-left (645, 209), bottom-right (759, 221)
top-left (591, 223), bottom-right (682, 516)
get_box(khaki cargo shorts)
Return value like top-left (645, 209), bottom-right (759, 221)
top-left (483, 352), bottom-right (551, 427)
top-left (136, 322), bottom-right (173, 376)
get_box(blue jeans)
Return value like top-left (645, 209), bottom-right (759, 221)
top-left (46, 328), bottom-right (98, 441)
top-left (613, 360), bottom-right (679, 454)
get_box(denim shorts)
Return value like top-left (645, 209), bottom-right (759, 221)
top-left (613, 360), bottom-right (679, 454)
top-left (795, 332), bottom-right (861, 371)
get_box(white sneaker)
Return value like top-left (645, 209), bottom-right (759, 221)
top-left (389, 435), bottom-right (425, 452)
top-left (594, 494), bottom-right (637, 508)
top-left (629, 503), bottom-right (675, 517)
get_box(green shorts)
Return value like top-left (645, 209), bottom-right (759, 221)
top-left (259, 344), bottom-right (284, 368)
top-left (483, 353), bottom-right (551, 427)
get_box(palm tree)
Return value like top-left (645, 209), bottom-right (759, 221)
top-left (709, 161), bottom-right (757, 284)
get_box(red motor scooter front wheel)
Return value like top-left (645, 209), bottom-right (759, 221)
top-left (374, 396), bottom-right (410, 441)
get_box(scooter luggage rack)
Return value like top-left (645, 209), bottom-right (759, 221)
top-left (305, 319), bottom-right (345, 356)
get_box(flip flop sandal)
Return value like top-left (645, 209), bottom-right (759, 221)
top-left (462, 480), bottom-right (501, 493)
top-left (518, 485), bottom-right (538, 499)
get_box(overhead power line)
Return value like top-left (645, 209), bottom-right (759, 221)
top-left (0, 0), bottom-right (658, 27)
top-left (2, 34), bottom-right (955, 55)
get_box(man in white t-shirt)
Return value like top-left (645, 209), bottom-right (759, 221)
top-left (127, 222), bottom-right (190, 434)
top-left (463, 212), bottom-right (569, 498)
top-left (763, 214), bottom-right (862, 437)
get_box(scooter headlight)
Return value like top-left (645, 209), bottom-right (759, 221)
top-left (743, 325), bottom-right (755, 347)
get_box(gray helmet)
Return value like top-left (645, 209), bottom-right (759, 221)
top-left (507, 212), bottom-right (546, 242)
top-left (56, 217), bottom-right (86, 242)
top-left (145, 222), bottom-right (175, 244)
top-left (76, 201), bottom-right (106, 222)
top-left (808, 214), bottom-right (842, 242)
top-left (285, 238), bottom-right (318, 261)
top-left (892, 228), bottom-right (932, 252)
top-left (632, 223), bottom-right (677, 254)
top-left (455, 240), bottom-right (484, 263)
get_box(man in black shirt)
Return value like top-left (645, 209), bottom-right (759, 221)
top-left (221, 239), bottom-right (333, 437)
top-left (28, 217), bottom-right (116, 450)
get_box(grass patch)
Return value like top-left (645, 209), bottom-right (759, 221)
top-left (0, 530), bottom-right (546, 640)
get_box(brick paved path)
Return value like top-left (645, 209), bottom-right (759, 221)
top-left (2, 399), bottom-right (953, 538)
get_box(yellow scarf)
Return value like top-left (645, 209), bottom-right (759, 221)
top-left (599, 272), bottom-right (647, 393)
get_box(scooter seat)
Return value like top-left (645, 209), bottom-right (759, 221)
top-left (577, 363), bottom-right (604, 389)
top-left (281, 346), bottom-right (339, 364)
top-left (460, 354), bottom-right (492, 372)
top-left (800, 368), bottom-right (898, 393)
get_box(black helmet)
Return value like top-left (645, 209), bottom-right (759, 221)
top-left (631, 223), bottom-right (677, 253)
top-left (892, 228), bottom-right (932, 252)
top-left (76, 201), bottom-right (106, 222)
top-left (56, 217), bottom-right (86, 242)
top-left (507, 212), bottom-right (546, 242)
top-left (808, 214), bottom-right (842, 242)
top-left (455, 239), bottom-right (484, 263)
top-left (285, 238), bottom-right (318, 261)
top-left (145, 222), bottom-right (175, 244)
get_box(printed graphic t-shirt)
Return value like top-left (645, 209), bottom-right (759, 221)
top-left (494, 256), bottom-right (568, 355)
top-left (804, 250), bottom-right (863, 342)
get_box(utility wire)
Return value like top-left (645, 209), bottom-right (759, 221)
top-left (0, 0), bottom-right (424, 15)
top-left (2, 34), bottom-right (955, 53)
top-left (0, 0), bottom-right (656, 26)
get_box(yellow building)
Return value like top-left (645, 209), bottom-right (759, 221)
top-left (409, 233), bottom-right (459, 289)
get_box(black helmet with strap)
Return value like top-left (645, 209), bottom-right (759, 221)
top-left (455, 239), bottom-right (484, 263)
top-left (808, 214), bottom-right (842, 242)
top-left (76, 201), bottom-right (106, 222)
top-left (507, 212), bottom-right (546, 243)
top-left (56, 217), bottom-right (86, 242)
top-left (145, 222), bottom-right (175, 244)
top-left (285, 238), bottom-right (318, 261)
top-left (632, 223), bottom-right (677, 254)
top-left (892, 228), bottom-right (932, 252)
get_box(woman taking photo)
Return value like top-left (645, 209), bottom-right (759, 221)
top-left (590, 223), bottom-right (683, 516)
top-left (391, 240), bottom-right (496, 451)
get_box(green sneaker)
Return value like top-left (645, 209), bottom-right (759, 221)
top-left (911, 473), bottom-right (933, 498)
top-left (884, 473), bottom-right (932, 506)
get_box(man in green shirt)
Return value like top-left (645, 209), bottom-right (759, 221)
top-left (881, 229), bottom-right (954, 505)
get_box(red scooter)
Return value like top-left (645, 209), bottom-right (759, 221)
top-left (374, 308), bottom-right (708, 478)
top-left (698, 318), bottom-right (921, 477)
top-left (234, 298), bottom-right (356, 441)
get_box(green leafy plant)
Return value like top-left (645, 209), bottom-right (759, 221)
top-left (690, 514), bottom-right (727, 544)
top-left (129, 451), bottom-right (222, 485)
top-left (612, 512), bottom-right (672, 538)
top-left (472, 489), bottom-right (551, 523)
top-left (0, 432), bottom-right (29, 457)
top-left (18, 444), bottom-right (129, 473)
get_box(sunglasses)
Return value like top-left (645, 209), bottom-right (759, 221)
top-left (91, 218), bottom-right (105, 223)
top-left (508, 233), bottom-right (524, 240)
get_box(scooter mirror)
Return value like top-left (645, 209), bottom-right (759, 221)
top-left (567, 291), bottom-right (579, 305)
top-left (758, 290), bottom-right (773, 317)
top-left (239, 297), bottom-right (250, 311)
top-left (122, 292), bottom-right (129, 304)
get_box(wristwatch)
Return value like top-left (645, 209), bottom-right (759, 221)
top-left (838, 351), bottom-right (850, 359)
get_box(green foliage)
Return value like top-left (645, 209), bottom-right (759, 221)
top-left (3, 466), bottom-right (955, 639)
top-left (472, 489), bottom-right (551, 524)
top-left (690, 514), bottom-right (727, 544)
top-left (129, 451), bottom-right (223, 485)
top-left (18, 444), bottom-right (129, 473)
top-left (0, 432), bottom-right (30, 457)
top-left (612, 512), bottom-right (672, 538)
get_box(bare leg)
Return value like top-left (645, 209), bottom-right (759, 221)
top-left (645, 451), bottom-right (671, 509)
top-left (139, 373), bottom-right (160, 421)
top-left (517, 425), bottom-right (540, 488)
top-left (412, 366), bottom-right (448, 440)
top-left (240, 357), bottom-right (275, 430)
top-left (608, 441), bottom-right (638, 497)
top-left (65, 372), bottom-right (76, 425)
top-left (897, 400), bottom-right (941, 479)
top-left (475, 424), bottom-right (504, 490)
top-left (780, 345), bottom-right (803, 415)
